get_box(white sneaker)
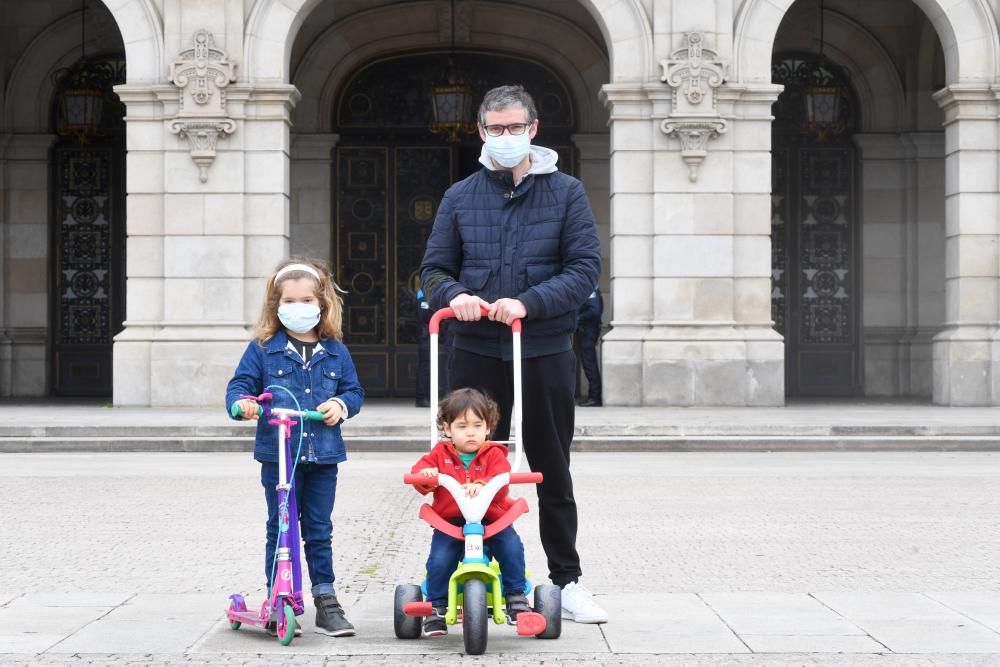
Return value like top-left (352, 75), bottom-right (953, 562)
top-left (559, 581), bottom-right (608, 623)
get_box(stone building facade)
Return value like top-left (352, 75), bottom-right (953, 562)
top-left (1, 0), bottom-right (998, 406)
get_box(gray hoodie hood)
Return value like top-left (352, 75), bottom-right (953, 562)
top-left (478, 144), bottom-right (559, 175)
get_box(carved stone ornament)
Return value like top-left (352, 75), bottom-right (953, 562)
top-left (659, 33), bottom-right (728, 182)
top-left (168, 119), bottom-right (236, 183)
top-left (168, 30), bottom-right (237, 182)
top-left (661, 119), bottom-right (728, 182)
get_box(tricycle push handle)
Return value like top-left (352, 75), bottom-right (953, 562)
top-left (429, 306), bottom-right (522, 334)
top-left (427, 306), bottom-right (525, 473)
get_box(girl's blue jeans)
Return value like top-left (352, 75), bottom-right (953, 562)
top-left (260, 461), bottom-right (338, 597)
top-left (425, 524), bottom-right (526, 608)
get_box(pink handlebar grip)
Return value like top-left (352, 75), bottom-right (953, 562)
top-left (429, 306), bottom-right (522, 334)
top-left (403, 473), bottom-right (434, 486)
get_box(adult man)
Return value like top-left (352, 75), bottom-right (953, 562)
top-left (576, 286), bottom-right (604, 407)
top-left (414, 285), bottom-right (432, 408)
top-left (420, 85), bottom-right (607, 623)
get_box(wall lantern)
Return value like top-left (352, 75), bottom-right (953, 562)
top-left (429, 0), bottom-right (475, 142)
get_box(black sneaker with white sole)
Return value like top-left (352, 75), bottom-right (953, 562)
top-left (505, 592), bottom-right (532, 623)
top-left (314, 593), bottom-right (355, 637)
top-left (423, 607), bottom-right (448, 637)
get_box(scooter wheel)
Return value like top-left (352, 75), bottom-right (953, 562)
top-left (276, 602), bottom-right (296, 645)
top-left (462, 579), bottom-right (488, 655)
top-left (394, 584), bottom-right (423, 639)
top-left (228, 596), bottom-right (244, 630)
top-left (533, 584), bottom-right (561, 639)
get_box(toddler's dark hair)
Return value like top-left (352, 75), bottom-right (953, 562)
top-left (437, 388), bottom-right (500, 438)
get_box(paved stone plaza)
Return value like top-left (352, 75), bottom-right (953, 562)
top-left (2, 451), bottom-right (1000, 665)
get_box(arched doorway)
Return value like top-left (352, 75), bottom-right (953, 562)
top-left (49, 54), bottom-right (127, 396)
top-left (771, 53), bottom-right (860, 396)
top-left (333, 51), bottom-right (575, 397)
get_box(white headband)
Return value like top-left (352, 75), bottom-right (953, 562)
top-left (275, 263), bottom-right (321, 282)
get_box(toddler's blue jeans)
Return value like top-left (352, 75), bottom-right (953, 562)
top-left (425, 524), bottom-right (526, 608)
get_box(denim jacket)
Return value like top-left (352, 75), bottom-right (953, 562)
top-left (225, 330), bottom-right (365, 464)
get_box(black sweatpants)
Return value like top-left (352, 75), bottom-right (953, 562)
top-left (448, 347), bottom-right (582, 587)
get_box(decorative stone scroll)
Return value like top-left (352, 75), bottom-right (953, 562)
top-left (660, 32), bottom-right (728, 182)
top-left (168, 30), bottom-right (237, 182)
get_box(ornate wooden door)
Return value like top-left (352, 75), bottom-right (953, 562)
top-left (51, 57), bottom-right (126, 396)
top-left (335, 146), bottom-right (453, 397)
top-left (772, 55), bottom-right (860, 396)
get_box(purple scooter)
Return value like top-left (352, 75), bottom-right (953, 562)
top-left (226, 390), bottom-right (325, 645)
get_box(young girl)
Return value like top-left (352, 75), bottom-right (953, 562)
top-left (410, 388), bottom-right (531, 637)
top-left (226, 258), bottom-right (364, 637)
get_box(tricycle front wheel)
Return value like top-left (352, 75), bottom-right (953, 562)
top-left (462, 579), bottom-right (488, 655)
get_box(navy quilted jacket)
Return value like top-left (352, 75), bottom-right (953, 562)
top-left (420, 146), bottom-right (601, 360)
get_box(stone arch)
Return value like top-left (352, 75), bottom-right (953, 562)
top-left (246, 0), bottom-right (653, 85)
top-left (97, 0), bottom-right (164, 83)
top-left (772, 9), bottom-right (906, 133)
top-left (3, 11), bottom-right (124, 131)
top-left (290, 2), bottom-right (610, 133)
top-left (734, 0), bottom-right (1000, 85)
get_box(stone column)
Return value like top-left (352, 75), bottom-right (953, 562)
top-left (0, 134), bottom-right (57, 397)
top-left (571, 132), bottom-right (611, 398)
top-left (931, 87), bottom-right (1000, 405)
top-left (112, 81), bottom-right (300, 406)
top-left (903, 132), bottom-right (945, 397)
top-left (599, 84), bottom-right (653, 405)
top-left (649, 81), bottom-right (784, 406)
top-left (854, 133), bottom-right (907, 396)
top-left (290, 133), bottom-right (339, 261)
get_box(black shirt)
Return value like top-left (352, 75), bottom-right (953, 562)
top-left (286, 334), bottom-right (318, 365)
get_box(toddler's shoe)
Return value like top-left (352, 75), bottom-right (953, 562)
top-left (314, 593), bottom-right (355, 637)
top-left (423, 607), bottom-right (448, 637)
top-left (560, 581), bottom-right (608, 623)
top-left (504, 592), bottom-right (532, 622)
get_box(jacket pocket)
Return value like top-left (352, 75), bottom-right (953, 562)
top-left (525, 262), bottom-right (559, 287)
top-left (320, 368), bottom-right (339, 397)
top-left (459, 266), bottom-right (490, 291)
top-left (267, 365), bottom-right (295, 391)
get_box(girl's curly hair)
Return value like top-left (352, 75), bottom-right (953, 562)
top-left (255, 257), bottom-right (344, 343)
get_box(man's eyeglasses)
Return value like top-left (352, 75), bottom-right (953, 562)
top-left (482, 123), bottom-right (531, 137)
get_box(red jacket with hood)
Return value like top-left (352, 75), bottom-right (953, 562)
top-left (410, 440), bottom-right (514, 523)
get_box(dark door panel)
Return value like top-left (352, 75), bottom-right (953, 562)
top-left (772, 54), bottom-right (859, 397)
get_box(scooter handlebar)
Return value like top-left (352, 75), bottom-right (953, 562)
top-left (231, 401), bottom-right (325, 422)
top-left (429, 306), bottom-right (522, 335)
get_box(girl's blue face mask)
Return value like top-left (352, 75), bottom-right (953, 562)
top-left (278, 302), bottom-right (320, 334)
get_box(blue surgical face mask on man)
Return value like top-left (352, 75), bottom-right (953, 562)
top-left (278, 302), bottom-right (321, 334)
top-left (484, 131), bottom-right (531, 168)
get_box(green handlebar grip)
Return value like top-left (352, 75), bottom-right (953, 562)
top-left (304, 410), bottom-right (325, 421)
top-left (230, 402), bottom-right (263, 418)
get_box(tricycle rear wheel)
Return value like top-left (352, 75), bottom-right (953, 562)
top-left (533, 584), bottom-right (562, 638)
top-left (394, 584), bottom-right (423, 639)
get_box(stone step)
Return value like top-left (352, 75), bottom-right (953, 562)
top-left (2, 423), bottom-right (1000, 438)
top-left (3, 434), bottom-right (1000, 453)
